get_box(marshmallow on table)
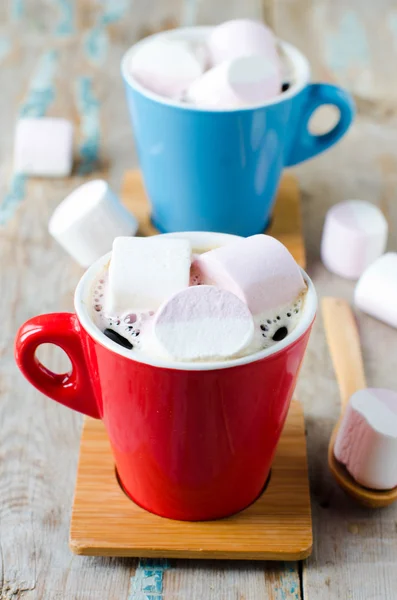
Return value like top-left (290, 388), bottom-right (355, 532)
top-left (14, 117), bottom-right (74, 177)
top-left (354, 253), bottom-right (397, 328)
top-left (321, 200), bottom-right (388, 280)
top-left (129, 38), bottom-right (206, 99)
top-left (208, 19), bottom-right (279, 67)
top-left (49, 180), bottom-right (138, 268)
top-left (334, 388), bottom-right (397, 490)
top-left (153, 285), bottom-right (254, 361)
top-left (106, 236), bottom-right (191, 315)
top-left (187, 55), bottom-right (281, 109)
top-left (194, 234), bottom-right (306, 314)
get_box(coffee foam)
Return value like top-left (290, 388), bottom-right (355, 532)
top-left (91, 255), bottom-right (306, 362)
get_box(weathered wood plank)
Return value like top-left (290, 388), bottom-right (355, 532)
top-left (273, 0), bottom-right (397, 107)
top-left (1, 1), bottom-right (397, 599)
top-left (295, 118), bottom-right (397, 600)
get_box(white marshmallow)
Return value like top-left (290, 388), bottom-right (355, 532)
top-left (14, 117), bottom-right (74, 177)
top-left (129, 38), bottom-right (206, 99)
top-left (153, 285), bottom-right (254, 361)
top-left (354, 253), bottom-right (397, 328)
top-left (106, 236), bottom-right (191, 315)
top-left (49, 180), bottom-right (138, 268)
top-left (321, 200), bottom-right (388, 280)
top-left (334, 388), bottom-right (397, 490)
top-left (194, 234), bottom-right (305, 314)
top-left (208, 19), bottom-right (279, 66)
top-left (186, 55), bottom-right (281, 109)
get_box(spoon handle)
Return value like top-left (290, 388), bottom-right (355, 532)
top-left (322, 297), bottom-right (367, 413)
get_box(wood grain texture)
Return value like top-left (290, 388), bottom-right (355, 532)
top-left (121, 169), bottom-right (306, 267)
top-left (321, 297), bottom-right (367, 409)
top-left (71, 401), bottom-right (312, 560)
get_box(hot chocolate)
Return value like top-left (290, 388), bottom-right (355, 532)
top-left (91, 234), bottom-right (307, 363)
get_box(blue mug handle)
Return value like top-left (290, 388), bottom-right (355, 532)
top-left (286, 83), bottom-right (355, 167)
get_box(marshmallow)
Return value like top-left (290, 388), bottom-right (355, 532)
top-left (49, 180), bottom-right (138, 267)
top-left (321, 200), bottom-right (388, 280)
top-left (130, 38), bottom-right (206, 99)
top-left (106, 236), bottom-right (191, 315)
top-left (208, 19), bottom-right (279, 67)
top-left (334, 388), bottom-right (397, 490)
top-left (14, 117), bottom-right (74, 177)
top-left (186, 55), bottom-right (281, 109)
top-left (153, 285), bottom-right (254, 361)
top-left (194, 235), bottom-right (305, 314)
top-left (354, 253), bottom-right (397, 328)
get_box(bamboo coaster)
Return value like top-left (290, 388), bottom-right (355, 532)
top-left (70, 400), bottom-right (312, 560)
top-left (121, 170), bottom-right (306, 267)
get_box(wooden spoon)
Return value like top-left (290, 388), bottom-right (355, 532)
top-left (322, 297), bottom-right (397, 508)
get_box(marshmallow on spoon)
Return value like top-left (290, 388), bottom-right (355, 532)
top-left (334, 388), bottom-right (397, 490)
top-left (194, 234), bottom-right (306, 314)
top-left (14, 117), bottom-right (74, 177)
top-left (208, 19), bottom-right (279, 66)
top-left (187, 55), bottom-right (281, 109)
top-left (354, 253), bottom-right (397, 328)
top-left (49, 180), bottom-right (138, 267)
top-left (106, 237), bottom-right (191, 315)
top-left (153, 285), bottom-right (254, 361)
top-left (321, 200), bottom-right (388, 280)
top-left (130, 38), bottom-right (206, 99)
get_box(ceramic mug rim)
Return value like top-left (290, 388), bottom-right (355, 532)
top-left (74, 231), bottom-right (317, 371)
top-left (120, 25), bottom-right (311, 113)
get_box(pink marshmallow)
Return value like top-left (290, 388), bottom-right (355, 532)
top-left (208, 19), bottom-right (279, 67)
top-left (153, 285), bottom-right (254, 361)
top-left (334, 388), bottom-right (397, 490)
top-left (321, 200), bottom-right (388, 280)
top-left (194, 235), bottom-right (306, 314)
top-left (186, 55), bottom-right (281, 109)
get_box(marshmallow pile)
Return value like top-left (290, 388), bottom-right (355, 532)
top-left (129, 20), bottom-right (285, 109)
top-left (93, 234), bottom-right (307, 362)
top-left (321, 200), bottom-right (397, 330)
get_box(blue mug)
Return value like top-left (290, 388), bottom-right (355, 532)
top-left (121, 27), bottom-right (355, 236)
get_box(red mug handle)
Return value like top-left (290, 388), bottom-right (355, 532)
top-left (15, 313), bottom-right (100, 419)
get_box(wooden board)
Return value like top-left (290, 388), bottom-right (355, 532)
top-left (121, 170), bottom-right (306, 267)
top-left (70, 400), bottom-right (312, 560)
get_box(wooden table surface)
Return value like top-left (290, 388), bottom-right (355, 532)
top-left (1, 2), bottom-right (397, 599)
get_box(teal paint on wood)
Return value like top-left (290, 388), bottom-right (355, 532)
top-left (182, 0), bottom-right (199, 26)
top-left (129, 560), bottom-right (170, 600)
top-left (55, 0), bottom-right (74, 36)
top-left (100, 0), bottom-right (130, 25)
top-left (0, 175), bottom-right (26, 226)
top-left (325, 10), bottom-right (370, 75)
top-left (0, 49), bottom-right (58, 225)
top-left (83, 0), bottom-right (129, 66)
top-left (83, 26), bottom-right (109, 65)
top-left (11, 0), bottom-right (24, 21)
top-left (388, 11), bottom-right (397, 49)
top-left (0, 36), bottom-right (11, 62)
top-left (75, 76), bottom-right (101, 174)
top-left (19, 50), bottom-right (58, 117)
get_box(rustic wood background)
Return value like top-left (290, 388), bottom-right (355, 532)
top-left (1, 1), bottom-right (397, 599)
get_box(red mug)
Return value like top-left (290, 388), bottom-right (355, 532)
top-left (15, 232), bottom-right (317, 521)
